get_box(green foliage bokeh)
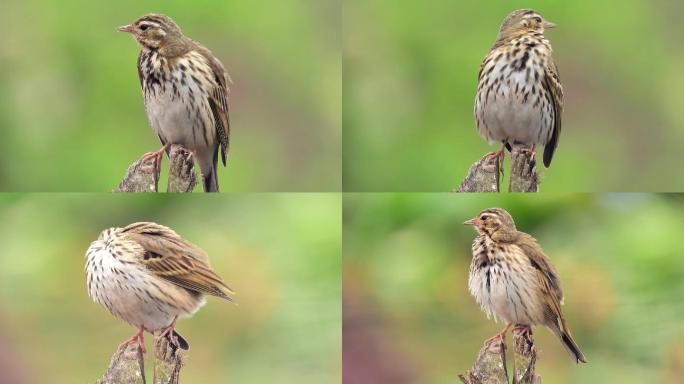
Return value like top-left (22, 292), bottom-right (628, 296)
top-left (0, 193), bottom-right (341, 383)
top-left (0, 0), bottom-right (341, 191)
top-left (343, 193), bottom-right (684, 383)
top-left (343, 0), bottom-right (684, 191)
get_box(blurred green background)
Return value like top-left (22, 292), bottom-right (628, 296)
top-left (343, 193), bottom-right (684, 383)
top-left (343, 0), bottom-right (684, 191)
top-left (0, 193), bottom-right (341, 383)
top-left (0, 0), bottom-right (341, 191)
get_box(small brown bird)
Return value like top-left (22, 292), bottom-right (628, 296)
top-left (118, 14), bottom-right (231, 192)
top-left (474, 9), bottom-right (563, 168)
top-left (464, 208), bottom-right (586, 363)
top-left (85, 222), bottom-right (234, 352)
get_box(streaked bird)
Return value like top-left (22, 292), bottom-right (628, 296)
top-left (118, 14), bottom-right (231, 191)
top-left (474, 9), bottom-right (563, 168)
top-left (465, 208), bottom-right (586, 363)
top-left (85, 222), bottom-right (235, 352)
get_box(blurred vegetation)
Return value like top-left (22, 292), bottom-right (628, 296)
top-left (343, 0), bottom-right (684, 191)
top-left (343, 193), bottom-right (684, 383)
top-left (0, 0), bottom-right (341, 191)
top-left (0, 193), bottom-right (341, 383)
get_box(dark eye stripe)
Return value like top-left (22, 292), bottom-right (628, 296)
top-left (138, 21), bottom-right (161, 29)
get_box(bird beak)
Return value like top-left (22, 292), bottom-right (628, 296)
top-left (117, 24), bottom-right (134, 33)
top-left (463, 218), bottom-right (476, 226)
top-left (544, 21), bottom-right (557, 29)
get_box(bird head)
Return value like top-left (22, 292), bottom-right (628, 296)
top-left (464, 208), bottom-right (517, 236)
top-left (498, 9), bottom-right (556, 37)
top-left (117, 13), bottom-right (183, 50)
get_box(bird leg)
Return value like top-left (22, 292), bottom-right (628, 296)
top-left (484, 141), bottom-right (507, 175)
top-left (158, 317), bottom-right (179, 346)
top-left (120, 327), bottom-right (146, 354)
top-left (484, 142), bottom-right (507, 162)
top-left (141, 143), bottom-right (170, 173)
top-left (484, 323), bottom-right (512, 346)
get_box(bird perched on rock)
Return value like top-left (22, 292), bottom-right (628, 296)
top-left (464, 208), bottom-right (586, 363)
top-left (85, 222), bottom-right (235, 352)
top-left (118, 14), bottom-right (231, 192)
top-left (474, 9), bottom-right (563, 168)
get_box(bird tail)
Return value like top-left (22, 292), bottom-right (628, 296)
top-left (202, 147), bottom-right (221, 192)
top-left (543, 127), bottom-right (559, 168)
top-left (550, 319), bottom-right (587, 364)
top-left (203, 166), bottom-right (219, 192)
top-left (171, 330), bottom-right (190, 350)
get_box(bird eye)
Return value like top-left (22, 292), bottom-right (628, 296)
top-left (139, 24), bottom-right (149, 31)
top-left (534, 17), bottom-right (542, 23)
top-left (480, 215), bottom-right (489, 221)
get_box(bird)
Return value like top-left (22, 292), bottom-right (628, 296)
top-left (464, 208), bottom-right (586, 363)
top-left (85, 222), bottom-right (235, 353)
top-left (117, 14), bottom-right (231, 192)
top-left (474, 9), bottom-right (563, 168)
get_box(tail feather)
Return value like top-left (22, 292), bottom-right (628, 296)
top-left (543, 130), bottom-right (559, 168)
top-left (202, 147), bottom-right (221, 192)
top-left (171, 330), bottom-right (189, 350)
top-left (551, 321), bottom-right (587, 364)
top-left (202, 166), bottom-right (219, 192)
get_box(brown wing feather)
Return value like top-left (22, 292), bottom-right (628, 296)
top-left (542, 58), bottom-right (563, 167)
top-left (516, 233), bottom-right (563, 304)
top-left (136, 51), bottom-right (144, 88)
top-left (122, 222), bottom-right (234, 301)
top-left (195, 44), bottom-right (230, 166)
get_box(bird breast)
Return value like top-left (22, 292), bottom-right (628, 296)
top-left (468, 236), bottom-right (545, 326)
top-left (474, 37), bottom-right (554, 146)
top-left (85, 236), bottom-right (205, 332)
top-left (139, 50), bottom-right (217, 170)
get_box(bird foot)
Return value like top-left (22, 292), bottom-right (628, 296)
top-left (483, 324), bottom-right (512, 347)
top-left (158, 318), bottom-right (179, 347)
top-left (484, 149), bottom-right (505, 162)
top-left (483, 332), bottom-right (505, 347)
top-left (141, 143), bottom-right (170, 172)
top-left (120, 328), bottom-right (146, 354)
top-left (483, 143), bottom-right (507, 176)
top-left (513, 325), bottom-right (532, 338)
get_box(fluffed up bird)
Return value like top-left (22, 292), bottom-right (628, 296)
top-left (465, 208), bottom-right (586, 363)
top-left (85, 222), bottom-right (235, 352)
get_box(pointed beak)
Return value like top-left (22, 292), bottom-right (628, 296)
top-left (463, 218), bottom-right (476, 226)
top-left (117, 24), bottom-right (134, 33)
top-left (544, 21), bottom-right (557, 29)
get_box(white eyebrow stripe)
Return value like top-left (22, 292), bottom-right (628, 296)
top-left (138, 21), bottom-right (162, 29)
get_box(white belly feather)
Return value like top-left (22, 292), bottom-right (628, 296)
top-left (85, 240), bottom-right (205, 332)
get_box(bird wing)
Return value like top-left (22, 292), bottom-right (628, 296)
top-left (195, 44), bottom-right (230, 167)
top-left (476, 50), bottom-right (497, 82)
top-left (516, 233), bottom-right (563, 305)
top-left (121, 222), bottom-right (234, 301)
top-left (137, 51), bottom-right (144, 88)
top-left (542, 58), bottom-right (563, 167)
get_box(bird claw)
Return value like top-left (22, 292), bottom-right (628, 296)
top-left (483, 324), bottom-right (512, 347)
top-left (140, 143), bottom-right (171, 172)
top-left (513, 325), bottom-right (532, 339)
top-left (157, 317), bottom-right (184, 350)
top-left (121, 328), bottom-right (146, 354)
